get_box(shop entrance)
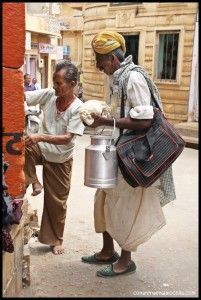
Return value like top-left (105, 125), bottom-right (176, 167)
top-left (23, 55), bottom-right (37, 78)
top-left (40, 55), bottom-right (48, 88)
top-left (123, 34), bottom-right (139, 64)
top-left (30, 57), bottom-right (37, 79)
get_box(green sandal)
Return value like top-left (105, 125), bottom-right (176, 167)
top-left (81, 252), bottom-right (119, 264)
top-left (96, 261), bottom-right (136, 277)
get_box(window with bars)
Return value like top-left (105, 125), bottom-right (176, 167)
top-left (63, 45), bottom-right (71, 61)
top-left (123, 35), bottom-right (139, 64)
top-left (63, 45), bottom-right (70, 56)
top-left (156, 32), bottom-right (179, 80)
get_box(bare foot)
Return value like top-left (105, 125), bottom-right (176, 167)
top-left (51, 245), bottom-right (65, 255)
top-left (32, 182), bottom-right (43, 196)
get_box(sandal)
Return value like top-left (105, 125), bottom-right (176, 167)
top-left (96, 260), bottom-right (136, 277)
top-left (81, 252), bottom-right (120, 264)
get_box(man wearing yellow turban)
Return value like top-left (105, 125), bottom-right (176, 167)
top-left (91, 31), bottom-right (127, 76)
top-left (81, 31), bottom-right (175, 278)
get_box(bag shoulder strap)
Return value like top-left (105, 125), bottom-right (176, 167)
top-left (119, 66), bottom-right (163, 136)
top-left (131, 67), bottom-right (162, 110)
top-left (120, 88), bottom-right (125, 135)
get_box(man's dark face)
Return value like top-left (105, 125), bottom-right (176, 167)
top-left (95, 54), bottom-right (118, 76)
top-left (24, 75), bottom-right (31, 85)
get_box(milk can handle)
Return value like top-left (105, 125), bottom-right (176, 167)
top-left (112, 118), bottom-right (116, 139)
top-left (103, 118), bottom-right (116, 158)
top-left (99, 118), bottom-right (116, 139)
top-left (106, 118), bottom-right (116, 151)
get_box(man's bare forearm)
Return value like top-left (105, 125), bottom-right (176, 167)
top-left (28, 133), bottom-right (74, 145)
top-left (92, 115), bottom-right (152, 131)
top-left (39, 133), bottom-right (74, 145)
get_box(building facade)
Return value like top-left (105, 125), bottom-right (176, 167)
top-left (23, 2), bottom-right (198, 124)
top-left (59, 3), bottom-right (83, 68)
top-left (24, 3), bottom-right (62, 88)
top-left (81, 2), bottom-right (198, 124)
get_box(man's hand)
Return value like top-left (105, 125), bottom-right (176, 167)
top-left (87, 113), bottom-right (105, 128)
top-left (25, 134), bottom-right (42, 146)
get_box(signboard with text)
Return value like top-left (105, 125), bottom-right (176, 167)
top-left (38, 43), bottom-right (57, 54)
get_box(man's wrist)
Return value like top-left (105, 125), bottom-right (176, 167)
top-left (38, 134), bottom-right (44, 142)
top-left (103, 117), bottom-right (116, 127)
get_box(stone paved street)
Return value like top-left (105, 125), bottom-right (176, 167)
top-left (21, 134), bottom-right (198, 298)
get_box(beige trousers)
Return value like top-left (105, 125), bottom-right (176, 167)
top-left (94, 170), bottom-right (166, 252)
top-left (24, 143), bottom-right (73, 246)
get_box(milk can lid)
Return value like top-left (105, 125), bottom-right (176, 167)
top-left (90, 135), bottom-right (114, 140)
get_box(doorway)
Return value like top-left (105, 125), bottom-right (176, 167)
top-left (30, 56), bottom-right (37, 79)
top-left (123, 35), bottom-right (139, 64)
top-left (40, 55), bottom-right (48, 88)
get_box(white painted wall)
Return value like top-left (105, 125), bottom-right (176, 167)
top-left (188, 13), bottom-right (198, 122)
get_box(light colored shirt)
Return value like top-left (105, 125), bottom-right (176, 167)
top-left (24, 101), bottom-right (40, 114)
top-left (25, 88), bottom-right (85, 163)
top-left (126, 70), bottom-right (152, 116)
top-left (127, 71), bottom-right (153, 119)
top-left (111, 70), bottom-right (153, 139)
top-left (24, 83), bottom-right (36, 92)
top-left (34, 83), bottom-right (41, 90)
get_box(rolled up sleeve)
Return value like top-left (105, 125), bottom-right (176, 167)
top-left (127, 71), bottom-right (153, 120)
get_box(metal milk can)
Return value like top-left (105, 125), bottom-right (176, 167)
top-left (84, 122), bottom-right (118, 188)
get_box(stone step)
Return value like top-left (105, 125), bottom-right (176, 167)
top-left (175, 122), bottom-right (198, 139)
top-left (181, 135), bottom-right (198, 145)
top-left (174, 122), bottom-right (198, 147)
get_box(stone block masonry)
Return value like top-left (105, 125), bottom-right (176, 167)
top-left (2, 3), bottom-right (25, 198)
top-left (2, 3), bottom-right (28, 297)
top-left (3, 3), bottom-right (25, 68)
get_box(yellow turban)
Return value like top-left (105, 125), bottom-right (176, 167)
top-left (91, 31), bottom-right (126, 55)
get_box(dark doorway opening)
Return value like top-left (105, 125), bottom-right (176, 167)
top-left (123, 35), bottom-right (139, 64)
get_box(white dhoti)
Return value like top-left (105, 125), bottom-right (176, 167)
top-left (94, 170), bottom-right (166, 252)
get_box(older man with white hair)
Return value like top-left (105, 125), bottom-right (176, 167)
top-left (81, 31), bottom-right (176, 278)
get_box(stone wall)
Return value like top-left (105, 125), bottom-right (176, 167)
top-left (2, 3), bottom-right (25, 197)
top-left (2, 3), bottom-right (26, 297)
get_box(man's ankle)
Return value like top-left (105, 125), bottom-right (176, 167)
top-left (101, 249), bottom-right (115, 256)
top-left (31, 182), bottom-right (43, 196)
top-left (33, 182), bottom-right (42, 188)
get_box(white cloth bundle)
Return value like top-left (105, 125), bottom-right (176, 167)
top-left (79, 100), bottom-right (112, 125)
